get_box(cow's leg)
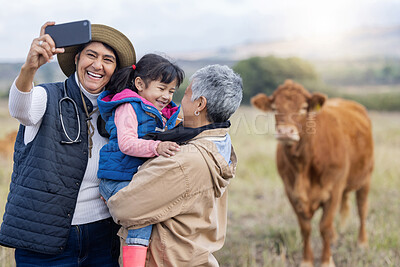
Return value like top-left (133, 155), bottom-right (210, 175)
top-left (339, 190), bottom-right (350, 232)
top-left (356, 181), bottom-right (370, 248)
top-left (297, 216), bottom-right (314, 267)
top-left (319, 192), bottom-right (341, 267)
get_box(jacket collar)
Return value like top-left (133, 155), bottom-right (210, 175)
top-left (142, 121), bottom-right (231, 145)
top-left (190, 128), bottom-right (230, 141)
top-left (66, 73), bottom-right (94, 113)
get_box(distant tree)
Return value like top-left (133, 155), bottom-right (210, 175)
top-left (172, 78), bottom-right (189, 104)
top-left (233, 56), bottom-right (321, 104)
top-left (319, 58), bottom-right (400, 86)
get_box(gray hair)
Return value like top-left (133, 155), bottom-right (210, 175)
top-left (190, 64), bottom-right (243, 122)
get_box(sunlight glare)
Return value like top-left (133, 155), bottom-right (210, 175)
top-left (284, 0), bottom-right (356, 38)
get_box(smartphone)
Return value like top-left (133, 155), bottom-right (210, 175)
top-left (45, 20), bottom-right (91, 48)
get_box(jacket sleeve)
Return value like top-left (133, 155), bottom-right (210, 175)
top-left (115, 103), bottom-right (161, 157)
top-left (107, 154), bottom-right (188, 229)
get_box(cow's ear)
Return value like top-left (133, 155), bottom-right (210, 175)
top-left (308, 93), bottom-right (327, 111)
top-left (251, 93), bottom-right (273, 111)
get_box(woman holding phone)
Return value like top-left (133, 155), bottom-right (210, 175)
top-left (0, 21), bottom-right (135, 266)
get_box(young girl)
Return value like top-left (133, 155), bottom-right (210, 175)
top-left (97, 54), bottom-right (184, 267)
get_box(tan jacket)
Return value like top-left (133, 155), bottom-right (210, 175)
top-left (107, 128), bottom-right (237, 267)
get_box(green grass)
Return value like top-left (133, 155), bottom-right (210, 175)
top-left (0, 104), bottom-right (399, 266)
top-left (321, 85), bottom-right (400, 111)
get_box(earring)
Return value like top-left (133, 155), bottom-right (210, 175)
top-left (194, 110), bottom-right (200, 116)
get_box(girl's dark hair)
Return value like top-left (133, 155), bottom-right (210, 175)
top-left (106, 53), bottom-right (185, 94)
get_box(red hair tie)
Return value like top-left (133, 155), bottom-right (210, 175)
top-left (132, 64), bottom-right (136, 70)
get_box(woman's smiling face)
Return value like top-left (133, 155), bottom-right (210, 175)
top-left (75, 42), bottom-right (117, 94)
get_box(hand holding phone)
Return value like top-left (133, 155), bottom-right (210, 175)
top-left (45, 20), bottom-right (91, 48)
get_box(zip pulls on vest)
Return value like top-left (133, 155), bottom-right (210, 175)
top-left (59, 80), bottom-right (82, 145)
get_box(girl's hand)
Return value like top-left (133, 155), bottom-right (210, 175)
top-left (23, 22), bottom-right (65, 72)
top-left (156, 141), bottom-right (180, 157)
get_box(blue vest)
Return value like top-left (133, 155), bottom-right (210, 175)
top-left (97, 91), bottom-right (180, 181)
top-left (0, 75), bottom-right (91, 254)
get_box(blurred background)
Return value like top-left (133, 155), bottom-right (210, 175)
top-left (1, 0), bottom-right (400, 108)
top-left (0, 0), bottom-right (399, 266)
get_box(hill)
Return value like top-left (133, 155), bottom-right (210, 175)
top-left (1, 25), bottom-right (399, 95)
top-left (170, 25), bottom-right (400, 61)
top-left (0, 62), bottom-right (65, 95)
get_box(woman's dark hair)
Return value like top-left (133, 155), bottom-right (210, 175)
top-left (106, 53), bottom-right (185, 94)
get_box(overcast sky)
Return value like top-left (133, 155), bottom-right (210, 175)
top-left (0, 0), bottom-right (399, 62)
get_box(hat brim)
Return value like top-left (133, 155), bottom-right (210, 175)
top-left (57, 24), bottom-right (136, 77)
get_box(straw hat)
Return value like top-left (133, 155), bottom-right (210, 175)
top-left (57, 24), bottom-right (136, 77)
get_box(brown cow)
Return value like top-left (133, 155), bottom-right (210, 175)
top-left (251, 80), bottom-right (373, 267)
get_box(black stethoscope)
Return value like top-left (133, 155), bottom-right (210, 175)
top-left (59, 80), bottom-right (82, 144)
top-left (58, 80), bottom-right (109, 144)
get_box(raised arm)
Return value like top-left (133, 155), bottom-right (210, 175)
top-left (16, 21), bottom-right (65, 92)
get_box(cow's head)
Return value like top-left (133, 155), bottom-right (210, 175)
top-left (251, 80), bottom-right (326, 143)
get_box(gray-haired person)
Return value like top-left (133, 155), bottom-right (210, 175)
top-left (105, 64), bottom-right (243, 266)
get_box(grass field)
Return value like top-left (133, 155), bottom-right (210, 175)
top-left (0, 99), bottom-right (18, 266)
top-left (0, 102), bottom-right (399, 267)
top-left (216, 107), bottom-right (400, 267)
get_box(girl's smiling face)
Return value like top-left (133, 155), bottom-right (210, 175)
top-left (136, 78), bottom-right (177, 111)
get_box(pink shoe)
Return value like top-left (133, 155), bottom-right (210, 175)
top-left (123, 245), bottom-right (148, 267)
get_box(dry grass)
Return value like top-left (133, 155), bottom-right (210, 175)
top-left (0, 103), bottom-right (399, 266)
top-left (0, 99), bottom-right (17, 267)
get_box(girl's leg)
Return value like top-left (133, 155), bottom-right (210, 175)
top-left (123, 225), bottom-right (153, 267)
top-left (126, 225), bottom-right (153, 246)
top-left (99, 179), bottom-right (130, 201)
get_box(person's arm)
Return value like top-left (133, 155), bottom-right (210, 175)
top-left (115, 103), bottom-right (161, 157)
top-left (9, 79), bottom-right (47, 126)
top-left (115, 103), bottom-right (180, 157)
top-left (107, 155), bottom-right (188, 228)
top-left (16, 21), bottom-right (64, 93)
top-left (9, 21), bottom-right (64, 126)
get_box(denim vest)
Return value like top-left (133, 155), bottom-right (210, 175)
top-left (0, 75), bottom-right (91, 254)
top-left (97, 90), bottom-right (180, 181)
